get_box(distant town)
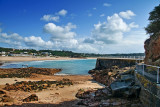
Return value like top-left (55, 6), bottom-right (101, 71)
top-left (0, 47), bottom-right (145, 58)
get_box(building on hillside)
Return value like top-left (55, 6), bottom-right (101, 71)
top-left (0, 52), bottom-right (6, 56)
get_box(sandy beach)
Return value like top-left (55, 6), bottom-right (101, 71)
top-left (0, 56), bottom-right (103, 106)
top-left (0, 56), bottom-right (97, 62)
top-left (0, 75), bottom-right (104, 106)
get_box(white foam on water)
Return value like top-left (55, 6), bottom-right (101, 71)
top-left (54, 73), bottom-right (70, 75)
top-left (31, 61), bottom-right (45, 63)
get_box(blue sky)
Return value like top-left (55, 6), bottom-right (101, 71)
top-left (0, 0), bottom-right (159, 54)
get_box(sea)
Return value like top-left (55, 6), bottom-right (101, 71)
top-left (0, 59), bottom-right (96, 75)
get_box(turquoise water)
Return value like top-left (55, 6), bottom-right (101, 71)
top-left (1, 59), bottom-right (96, 75)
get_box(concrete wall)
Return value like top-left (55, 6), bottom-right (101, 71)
top-left (135, 72), bottom-right (160, 107)
top-left (95, 58), bottom-right (160, 107)
top-left (95, 58), bottom-right (137, 69)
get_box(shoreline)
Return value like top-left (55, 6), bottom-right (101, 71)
top-left (0, 57), bottom-right (102, 106)
top-left (0, 56), bottom-right (97, 65)
top-left (0, 75), bottom-right (104, 106)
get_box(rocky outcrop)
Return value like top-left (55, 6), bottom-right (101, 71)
top-left (0, 67), bottom-right (61, 78)
top-left (89, 67), bottom-right (140, 97)
top-left (82, 58), bottom-right (143, 106)
top-left (76, 87), bottom-right (142, 107)
top-left (89, 66), bottom-right (135, 86)
top-left (144, 33), bottom-right (160, 65)
top-left (0, 91), bottom-right (14, 103)
top-left (23, 94), bottom-right (38, 102)
top-left (4, 78), bottom-right (73, 92)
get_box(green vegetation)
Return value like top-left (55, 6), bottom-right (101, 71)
top-left (145, 4), bottom-right (160, 36)
top-left (0, 47), bottom-right (12, 52)
top-left (0, 47), bottom-right (144, 57)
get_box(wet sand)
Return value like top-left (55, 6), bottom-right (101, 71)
top-left (0, 56), bottom-right (96, 62)
top-left (0, 75), bottom-right (104, 106)
top-left (0, 56), bottom-right (101, 106)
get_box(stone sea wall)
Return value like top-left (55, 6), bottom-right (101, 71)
top-left (95, 58), bottom-right (160, 107)
top-left (95, 58), bottom-right (137, 70)
top-left (135, 73), bottom-right (160, 107)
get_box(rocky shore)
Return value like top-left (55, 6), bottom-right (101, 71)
top-left (0, 59), bottom-right (144, 106)
top-left (74, 65), bottom-right (143, 107)
top-left (0, 66), bottom-right (103, 106)
top-left (0, 67), bottom-right (61, 78)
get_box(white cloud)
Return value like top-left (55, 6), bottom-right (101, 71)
top-left (103, 3), bottom-right (111, 7)
top-left (0, 28), bottom-right (2, 32)
top-left (119, 10), bottom-right (136, 19)
top-left (88, 13), bottom-right (92, 17)
top-left (92, 14), bottom-right (129, 44)
top-left (81, 11), bottom-right (146, 53)
top-left (0, 33), bottom-right (23, 41)
top-left (41, 15), bottom-right (59, 22)
top-left (43, 23), bottom-right (76, 40)
top-left (83, 38), bottom-right (95, 44)
top-left (0, 31), bottom-right (54, 49)
top-left (0, 32), bottom-right (23, 47)
top-left (58, 9), bottom-right (67, 16)
top-left (93, 8), bottom-right (97, 10)
top-left (77, 44), bottom-right (98, 53)
top-left (52, 39), bottom-right (79, 50)
top-left (129, 22), bottom-right (139, 28)
top-left (0, 9), bottom-right (147, 54)
top-left (24, 36), bottom-right (53, 48)
top-left (100, 14), bottom-right (105, 17)
top-left (91, 13), bottom-right (139, 44)
top-left (41, 9), bottom-right (67, 22)
top-left (103, 30), bottom-right (148, 53)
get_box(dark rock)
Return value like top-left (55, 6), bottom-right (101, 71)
top-left (76, 89), bottom-right (94, 99)
top-left (120, 74), bottom-right (134, 82)
top-left (88, 102), bottom-right (100, 107)
top-left (88, 70), bottom-right (95, 74)
top-left (129, 85), bottom-right (141, 98)
top-left (100, 100), bottom-right (110, 106)
top-left (1, 95), bottom-right (13, 102)
top-left (120, 69), bottom-right (134, 75)
top-left (23, 94), bottom-right (38, 102)
top-left (123, 90), bottom-right (132, 98)
top-left (110, 81), bottom-right (131, 97)
top-left (101, 88), bottom-right (110, 95)
top-left (112, 101), bottom-right (122, 106)
top-left (0, 90), bottom-right (6, 94)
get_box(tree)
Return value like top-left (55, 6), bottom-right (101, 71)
top-left (145, 4), bottom-right (160, 36)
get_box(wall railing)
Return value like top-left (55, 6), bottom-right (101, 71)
top-left (136, 62), bottom-right (160, 84)
top-left (100, 56), bottom-right (145, 59)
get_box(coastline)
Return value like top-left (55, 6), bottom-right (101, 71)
top-left (0, 74), bottom-right (104, 106)
top-left (0, 57), bottom-right (103, 106)
top-left (0, 56), bottom-right (97, 67)
top-left (0, 56), bottom-right (97, 63)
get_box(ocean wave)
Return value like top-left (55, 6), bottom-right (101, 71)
top-left (54, 73), bottom-right (70, 75)
top-left (32, 61), bottom-right (45, 63)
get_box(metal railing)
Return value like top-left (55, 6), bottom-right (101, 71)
top-left (100, 56), bottom-right (145, 59)
top-left (136, 62), bottom-right (160, 84)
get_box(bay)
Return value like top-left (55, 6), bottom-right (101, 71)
top-left (1, 59), bottom-right (96, 75)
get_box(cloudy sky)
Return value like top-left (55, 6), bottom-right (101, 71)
top-left (0, 0), bottom-right (159, 54)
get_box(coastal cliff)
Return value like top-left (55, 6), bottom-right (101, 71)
top-left (144, 33), bottom-right (160, 65)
